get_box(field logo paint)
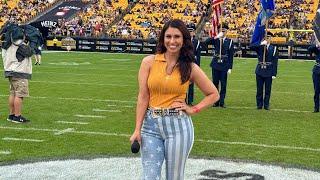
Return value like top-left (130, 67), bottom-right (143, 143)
top-left (0, 158), bottom-right (319, 179)
top-left (199, 169), bottom-right (264, 180)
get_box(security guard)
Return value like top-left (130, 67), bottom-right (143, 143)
top-left (308, 42), bottom-right (320, 112)
top-left (252, 31), bottom-right (278, 110)
top-left (208, 23), bottom-right (234, 108)
top-left (187, 26), bottom-right (201, 105)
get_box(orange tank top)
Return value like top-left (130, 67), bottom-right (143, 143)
top-left (148, 53), bottom-right (189, 108)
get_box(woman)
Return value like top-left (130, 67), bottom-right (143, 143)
top-left (130, 19), bottom-right (219, 180)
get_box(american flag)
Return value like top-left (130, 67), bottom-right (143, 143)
top-left (212, 0), bottom-right (223, 37)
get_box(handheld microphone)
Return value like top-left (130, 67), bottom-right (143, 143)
top-left (131, 140), bottom-right (140, 153)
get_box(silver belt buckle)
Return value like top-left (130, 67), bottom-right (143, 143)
top-left (163, 109), bottom-right (169, 116)
top-left (151, 109), bottom-right (160, 118)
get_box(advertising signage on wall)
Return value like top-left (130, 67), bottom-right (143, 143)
top-left (46, 37), bottom-right (311, 59)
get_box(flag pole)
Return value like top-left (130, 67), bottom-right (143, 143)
top-left (219, 4), bottom-right (223, 60)
top-left (263, 20), bottom-right (269, 65)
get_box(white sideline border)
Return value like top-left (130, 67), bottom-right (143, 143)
top-left (1, 126), bottom-right (320, 153)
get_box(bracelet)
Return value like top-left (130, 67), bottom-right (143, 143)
top-left (192, 106), bottom-right (201, 113)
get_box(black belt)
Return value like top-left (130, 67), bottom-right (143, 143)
top-left (148, 108), bottom-right (181, 116)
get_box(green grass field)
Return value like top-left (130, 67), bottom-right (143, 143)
top-left (0, 52), bottom-right (319, 171)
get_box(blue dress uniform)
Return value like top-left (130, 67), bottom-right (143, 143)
top-left (252, 44), bottom-right (278, 110)
top-left (210, 37), bottom-right (234, 107)
top-left (308, 45), bottom-right (320, 112)
top-left (187, 37), bottom-right (201, 105)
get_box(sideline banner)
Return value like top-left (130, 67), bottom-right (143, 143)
top-left (45, 36), bottom-right (312, 59)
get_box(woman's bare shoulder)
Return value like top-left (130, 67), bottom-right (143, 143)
top-left (141, 55), bottom-right (156, 66)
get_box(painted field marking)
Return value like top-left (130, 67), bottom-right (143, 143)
top-left (0, 126), bottom-right (129, 137)
top-left (102, 58), bottom-right (132, 61)
top-left (48, 62), bottom-right (91, 66)
top-left (197, 139), bottom-right (320, 152)
top-left (1, 126), bottom-right (320, 152)
top-left (92, 109), bottom-right (121, 112)
top-left (231, 79), bottom-right (312, 85)
top-left (228, 89), bottom-right (312, 96)
top-left (2, 137), bottom-right (44, 143)
top-left (32, 71), bottom-right (133, 77)
top-left (54, 128), bottom-right (75, 135)
top-left (56, 121), bottom-right (89, 125)
top-left (0, 95), bottom-right (136, 104)
top-left (229, 106), bottom-right (311, 113)
top-left (0, 95), bottom-right (313, 112)
top-left (74, 115), bottom-right (106, 118)
top-left (58, 97), bottom-right (135, 103)
top-left (0, 150), bottom-right (11, 155)
top-left (31, 80), bottom-right (134, 87)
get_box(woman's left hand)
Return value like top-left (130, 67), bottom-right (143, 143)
top-left (171, 99), bottom-right (195, 115)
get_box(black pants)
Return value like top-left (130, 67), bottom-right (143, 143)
top-left (212, 69), bottom-right (228, 106)
top-left (256, 75), bottom-right (272, 108)
top-left (313, 72), bottom-right (320, 111)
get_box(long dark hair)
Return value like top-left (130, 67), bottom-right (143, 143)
top-left (156, 19), bottom-right (195, 84)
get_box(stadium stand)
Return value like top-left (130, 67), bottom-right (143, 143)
top-left (1, 0), bottom-right (319, 46)
top-left (201, 0), bottom-right (318, 44)
top-left (109, 0), bottom-right (209, 39)
top-left (0, 0), bottom-right (59, 29)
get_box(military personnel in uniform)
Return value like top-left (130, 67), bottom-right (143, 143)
top-left (251, 32), bottom-right (278, 110)
top-left (206, 23), bottom-right (234, 108)
top-left (308, 42), bottom-right (320, 112)
top-left (187, 26), bottom-right (201, 105)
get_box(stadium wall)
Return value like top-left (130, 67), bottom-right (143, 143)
top-left (45, 37), bottom-right (313, 60)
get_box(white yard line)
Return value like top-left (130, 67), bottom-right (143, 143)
top-left (0, 95), bottom-right (136, 104)
top-left (56, 121), bottom-right (89, 125)
top-left (74, 114), bottom-right (106, 118)
top-left (0, 150), bottom-right (11, 155)
top-left (0, 126), bottom-right (129, 137)
top-left (228, 89), bottom-right (312, 96)
top-left (231, 79), bottom-right (313, 85)
top-left (2, 137), bottom-right (44, 143)
top-left (197, 139), bottom-right (320, 152)
top-left (57, 97), bottom-right (135, 103)
top-left (54, 128), bottom-right (75, 135)
top-left (102, 58), bottom-right (132, 61)
top-left (229, 106), bottom-right (311, 113)
top-left (31, 80), bottom-right (134, 87)
top-left (1, 126), bottom-right (320, 152)
top-left (92, 109), bottom-right (121, 112)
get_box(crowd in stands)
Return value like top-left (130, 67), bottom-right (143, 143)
top-left (1, 0), bottom-right (318, 45)
top-left (49, 0), bottom-right (127, 37)
top-left (200, 0), bottom-right (317, 44)
top-left (0, 0), bottom-right (58, 29)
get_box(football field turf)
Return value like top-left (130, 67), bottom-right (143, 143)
top-left (0, 51), bottom-right (319, 171)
